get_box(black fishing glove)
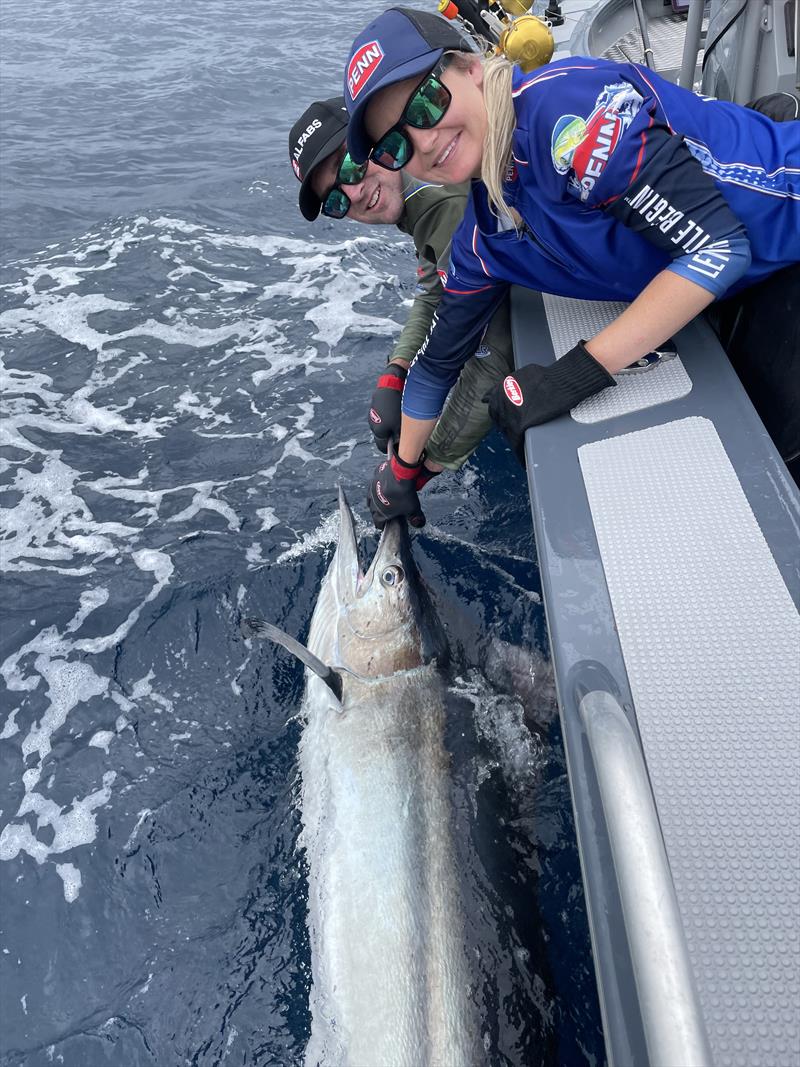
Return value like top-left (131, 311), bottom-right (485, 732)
top-left (484, 342), bottom-right (615, 463)
top-left (368, 363), bottom-right (407, 453)
top-left (414, 464), bottom-right (440, 491)
top-left (367, 453), bottom-right (426, 529)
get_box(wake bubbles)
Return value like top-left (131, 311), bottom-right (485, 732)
top-left (0, 211), bottom-right (408, 902)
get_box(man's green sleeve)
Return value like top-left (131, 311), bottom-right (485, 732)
top-left (387, 185), bottom-right (469, 365)
top-left (388, 262), bottom-right (442, 365)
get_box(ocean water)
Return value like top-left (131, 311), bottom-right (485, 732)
top-left (0, 2), bottom-right (605, 1064)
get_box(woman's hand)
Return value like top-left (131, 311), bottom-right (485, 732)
top-left (484, 343), bottom-right (615, 462)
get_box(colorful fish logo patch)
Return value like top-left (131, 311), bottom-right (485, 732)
top-left (551, 115), bottom-right (587, 175)
top-left (551, 82), bottom-right (643, 201)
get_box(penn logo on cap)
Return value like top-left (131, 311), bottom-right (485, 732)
top-left (347, 41), bottom-right (385, 101)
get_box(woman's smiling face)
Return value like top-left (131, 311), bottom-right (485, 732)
top-left (365, 57), bottom-right (487, 185)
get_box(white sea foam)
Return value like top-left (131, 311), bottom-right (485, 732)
top-left (88, 730), bottom-right (115, 754)
top-left (1, 209), bottom-right (412, 907)
top-left (0, 710), bottom-right (20, 740)
top-left (0, 293), bottom-right (132, 352)
top-left (1, 452), bottom-right (138, 574)
top-left (223, 1025), bottom-right (239, 1058)
top-left (130, 670), bottom-right (174, 713)
top-left (0, 772), bottom-right (116, 872)
top-left (55, 863), bottom-right (82, 903)
top-left (83, 467), bottom-right (245, 529)
top-left (0, 824), bottom-right (49, 865)
top-left (275, 507), bottom-right (373, 565)
top-left (175, 389), bottom-right (232, 427)
top-left (454, 671), bottom-right (545, 796)
top-left (1, 550), bottom-right (174, 893)
top-left (256, 507), bottom-right (279, 532)
top-left (21, 659), bottom-right (109, 764)
top-left (123, 809), bottom-right (153, 852)
top-left (327, 438), bottom-right (358, 468)
top-left (302, 263), bottom-right (400, 349)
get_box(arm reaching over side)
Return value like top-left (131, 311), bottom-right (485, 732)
top-left (484, 343), bottom-right (615, 463)
top-left (583, 269), bottom-right (715, 374)
top-left (585, 121), bottom-right (751, 370)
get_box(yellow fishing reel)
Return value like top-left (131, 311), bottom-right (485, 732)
top-left (437, 0), bottom-right (554, 74)
top-left (497, 14), bottom-right (554, 72)
top-left (499, 0), bottom-right (534, 15)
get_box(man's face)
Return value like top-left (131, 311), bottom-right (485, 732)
top-left (311, 146), bottom-right (405, 225)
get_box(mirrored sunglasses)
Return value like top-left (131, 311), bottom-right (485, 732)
top-left (321, 152), bottom-right (369, 219)
top-left (371, 63), bottom-right (452, 172)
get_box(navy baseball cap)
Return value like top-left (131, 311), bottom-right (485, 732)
top-left (288, 96), bottom-right (349, 221)
top-left (344, 7), bottom-right (473, 163)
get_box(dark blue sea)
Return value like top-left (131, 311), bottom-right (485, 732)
top-left (0, 2), bottom-right (604, 1064)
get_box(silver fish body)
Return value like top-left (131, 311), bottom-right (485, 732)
top-left (299, 491), bottom-right (480, 1067)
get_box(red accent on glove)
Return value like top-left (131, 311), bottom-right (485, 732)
top-left (415, 466), bottom-right (440, 491)
top-left (390, 454), bottom-right (422, 481)
top-left (376, 373), bottom-right (405, 391)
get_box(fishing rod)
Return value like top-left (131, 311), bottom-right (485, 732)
top-left (434, 0), bottom-right (555, 72)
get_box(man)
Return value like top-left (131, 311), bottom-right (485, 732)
top-left (288, 96), bottom-right (513, 510)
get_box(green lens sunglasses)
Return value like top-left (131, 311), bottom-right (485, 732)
top-left (370, 61), bottom-right (452, 172)
top-left (321, 152), bottom-right (369, 219)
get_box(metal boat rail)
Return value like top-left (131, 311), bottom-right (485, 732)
top-left (579, 688), bottom-right (712, 1067)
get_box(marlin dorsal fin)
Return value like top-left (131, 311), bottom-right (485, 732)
top-left (241, 617), bottom-right (343, 704)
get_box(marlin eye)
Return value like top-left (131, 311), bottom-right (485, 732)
top-left (380, 566), bottom-right (404, 588)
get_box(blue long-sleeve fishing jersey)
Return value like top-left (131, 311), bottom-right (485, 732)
top-left (403, 57), bottom-right (800, 420)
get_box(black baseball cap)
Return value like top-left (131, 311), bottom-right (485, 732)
top-left (289, 96), bottom-right (349, 221)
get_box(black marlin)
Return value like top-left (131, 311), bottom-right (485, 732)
top-left (246, 488), bottom-right (480, 1066)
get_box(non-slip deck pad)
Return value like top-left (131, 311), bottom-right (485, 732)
top-left (542, 293), bottom-right (692, 423)
top-left (579, 416), bottom-right (800, 1067)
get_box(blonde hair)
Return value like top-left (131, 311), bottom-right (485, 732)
top-left (442, 49), bottom-right (520, 228)
top-left (480, 54), bottom-right (520, 229)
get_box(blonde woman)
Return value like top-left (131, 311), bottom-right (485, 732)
top-left (343, 7), bottom-right (800, 527)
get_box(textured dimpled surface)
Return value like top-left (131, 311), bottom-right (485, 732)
top-left (579, 417), bottom-right (800, 1067)
top-left (601, 12), bottom-right (705, 71)
top-left (542, 293), bottom-right (692, 422)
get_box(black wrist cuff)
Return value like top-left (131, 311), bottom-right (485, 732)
top-left (550, 342), bottom-right (616, 402)
top-left (392, 450), bottom-right (423, 472)
top-left (390, 453), bottom-right (423, 482)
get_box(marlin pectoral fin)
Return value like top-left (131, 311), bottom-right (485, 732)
top-left (241, 617), bottom-right (343, 703)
